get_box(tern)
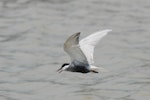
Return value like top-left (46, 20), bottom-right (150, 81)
top-left (57, 29), bottom-right (112, 73)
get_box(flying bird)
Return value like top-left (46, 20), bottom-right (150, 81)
top-left (57, 30), bottom-right (112, 73)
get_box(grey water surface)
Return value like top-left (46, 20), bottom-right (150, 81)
top-left (0, 0), bottom-right (150, 100)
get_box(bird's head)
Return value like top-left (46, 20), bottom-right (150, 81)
top-left (57, 63), bottom-right (69, 73)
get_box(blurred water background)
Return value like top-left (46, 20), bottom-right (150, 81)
top-left (0, 0), bottom-right (150, 100)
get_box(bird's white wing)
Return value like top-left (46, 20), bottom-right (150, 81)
top-left (64, 32), bottom-right (88, 65)
top-left (80, 29), bottom-right (112, 64)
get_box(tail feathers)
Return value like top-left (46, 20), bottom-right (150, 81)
top-left (89, 65), bottom-right (109, 73)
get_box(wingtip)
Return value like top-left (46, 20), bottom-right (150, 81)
top-left (94, 29), bottom-right (112, 36)
top-left (69, 32), bottom-right (80, 39)
top-left (102, 29), bottom-right (112, 32)
top-left (64, 32), bottom-right (81, 50)
top-left (97, 29), bottom-right (112, 36)
top-left (74, 32), bottom-right (80, 37)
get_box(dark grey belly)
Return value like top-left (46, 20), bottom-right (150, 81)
top-left (67, 66), bottom-right (90, 73)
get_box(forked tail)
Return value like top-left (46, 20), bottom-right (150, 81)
top-left (89, 65), bottom-right (109, 73)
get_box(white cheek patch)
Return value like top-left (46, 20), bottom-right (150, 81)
top-left (62, 65), bottom-right (69, 70)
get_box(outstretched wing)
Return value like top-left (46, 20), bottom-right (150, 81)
top-left (64, 32), bottom-right (88, 65)
top-left (80, 29), bottom-right (112, 64)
